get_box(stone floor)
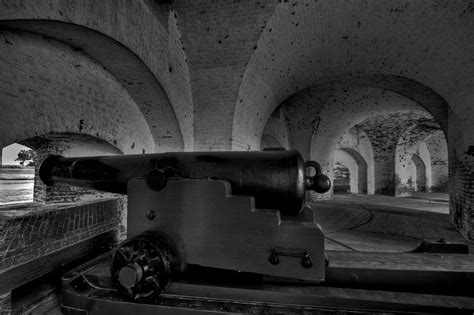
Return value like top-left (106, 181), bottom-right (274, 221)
top-left (313, 193), bottom-right (468, 252)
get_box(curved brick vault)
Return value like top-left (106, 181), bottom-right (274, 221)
top-left (281, 83), bottom-right (440, 199)
top-left (0, 0), bottom-right (193, 151)
top-left (0, 0), bottom-right (472, 240)
top-left (0, 30), bottom-right (155, 154)
top-left (395, 123), bottom-right (446, 196)
top-left (358, 110), bottom-right (436, 196)
top-left (233, 1), bottom-right (473, 152)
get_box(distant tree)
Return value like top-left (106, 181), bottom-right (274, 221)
top-left (15, 149), bottom-right (36, 166)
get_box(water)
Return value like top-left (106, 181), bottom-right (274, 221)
top-left (0, 168), bottom-right (34, 204)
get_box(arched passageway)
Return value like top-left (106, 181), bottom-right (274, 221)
top-left (333, 163), bottom-right (351, 194)
top-left (226, 0), bottom-right (474, 238)
top-left (334, 148), bottom-right (368, 195)
top-left (394, 124), bottom-right (446, 196)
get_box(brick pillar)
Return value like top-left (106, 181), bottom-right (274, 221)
top-left (373, 157), bottom-right (396, 195)
top-left (425, 132), bottom-right (449, 192)
top-left (362, 129), bottom-right (400, 196)
top-left (450, 149), bottom-right (474, 240)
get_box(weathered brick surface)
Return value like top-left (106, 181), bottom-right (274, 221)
top-left (283, 84), bottom-right (431, 197)
top-left (0, 0), bottom-right (193, 151)
top-left (0, 198), bottom-right (124, 271)
top-left (234, 1), bottom-right (471, 150)
top-left (359, 110), bottom-right (434, 195)
top-left (278, 84), bottom-right (449, 202)
top-left (176, 0), bottom-right (278, 151)
top-left (450, 151), bottom-right (474, 240)
top-left (27, 137), bottom-right (122, 204)
top-left (0, 0), bottom-right (472, 242)
top-left (394, 126), bottom-right (446, 196)
top-left (425, 131), bottom-right (449, 192)
top-left (0, 31), bottom-right (154, 154)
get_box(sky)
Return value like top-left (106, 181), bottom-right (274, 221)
top-left (2, 143), bottom-right (30, 165)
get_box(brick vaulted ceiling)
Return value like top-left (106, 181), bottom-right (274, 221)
top-left (232, 0), bottom-right (474, 150)
top-left (0, 0), bottom-right (473, 152)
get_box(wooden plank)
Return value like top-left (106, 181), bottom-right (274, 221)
top-left (12, 280), bottom-right (61, 315)
top-left (326, 250), bottom-right (474, 272)
top-left (0, 230), bottom-right (117, 294)
top-left (324, 250), bottom-right (474, 296)
top-left (127, 179), bottom-right (326, 281)
top-left (164, 282), bottom-right (474, 312)
top-left (61, 248), bottom-right (474, 313)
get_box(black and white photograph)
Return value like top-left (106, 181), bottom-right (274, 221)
top-left (0, 0), bottom-right (473, 313)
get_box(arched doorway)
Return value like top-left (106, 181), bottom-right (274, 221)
top-left (0, 143), bottom-right (35, 204)
top-left (333, 163), bottom-right (351, 194)
top-left (334, 148), bottom-right (368, 194)
top-left (411, 153), bottom-right (427, 192)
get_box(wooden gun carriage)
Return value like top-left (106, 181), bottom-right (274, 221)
top-left (39, 150), bottom-right (474, 314)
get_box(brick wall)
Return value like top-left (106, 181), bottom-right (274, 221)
top-left (0, 0), bottom-right (193, 151)
top-left (425, 131), bottom-right (449, 192)
top-left (0, 198), bottom-right (124, 271)
top-left (359, 111), bottom-right (434, 196)
top-left (176, 0), bottom-right (278, 151)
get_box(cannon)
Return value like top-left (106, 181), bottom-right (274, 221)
top-left (39, 150), bottom-right (330, 216)
top-left (40, 150), bottom-right (331, 302)
top-left (40, 151), bottom-right (474, 314)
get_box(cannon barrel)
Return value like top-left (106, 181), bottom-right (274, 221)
top-left (39, 150), bottom-right (330, 216)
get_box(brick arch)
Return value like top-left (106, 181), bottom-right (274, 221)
top-left (234, 75), bottom-right (451, 152)
top-left (233, 0), bottom-right (473, 151)
top-left (299, 85), bottom-right (432, 175)
top-left (394, 124), bottom-right (440, 196)
top-left (338, 148), bottom-right (368, 195)
top-left (0, 30), bottom-right (154, 154)
top-left (299, 83), bottom-right (434, 199)
top-left (16, 133), bottom-right (123, 204)
top-left (0, 0), bottom-right (192, 150)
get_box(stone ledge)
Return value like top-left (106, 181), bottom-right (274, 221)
top-left (0, 199), bottom-right (124, 271)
